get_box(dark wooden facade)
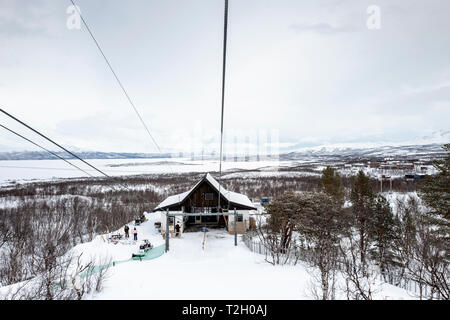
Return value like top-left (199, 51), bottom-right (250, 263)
top-left (154, 175), bottom-right (255, 212)
top-left (181, 180), bottom-right (226, 213)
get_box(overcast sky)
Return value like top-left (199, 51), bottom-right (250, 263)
top-left (0, 0), bottom-right (449, 154)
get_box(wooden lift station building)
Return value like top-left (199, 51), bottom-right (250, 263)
top-left (153, 173), bottom-right (257, 237)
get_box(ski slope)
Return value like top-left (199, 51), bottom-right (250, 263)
top-left (78, 212), bottom-right (417, 300)
top-left (0, 211), bottom-right (418, 300)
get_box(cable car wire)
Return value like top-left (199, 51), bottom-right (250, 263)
top-left (0, 123), bottom-right (94, 177)
top-left (0, 108), bottom-right (110, 177)
top-left (69, 0), bottom-right (163, 155)
top-left (218, 0), bottom-right (229, 210)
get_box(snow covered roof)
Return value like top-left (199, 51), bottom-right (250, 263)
top-left (154, 173), bottom-right (256, 211)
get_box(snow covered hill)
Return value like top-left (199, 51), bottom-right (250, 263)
top-left (0, 151), bottom-right (171, 161)
top-left (2, 129), bottom-right (448, 161)
top-left (0, 209), bottom-right (420, 300)
top-left (76, 212), bottom-right (416, 300)
top-left (283, 143), bottom-right (447, 159)
top-left (285, 130), bottom-right (450, 157)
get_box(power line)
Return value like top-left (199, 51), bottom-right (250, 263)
top-left (218, 0), bottom-right (229, 210)
top-left (69, 0), bottom-right (163, 155)
top-left (0, 107), bottom-right (170, 210)
top-left (0, 123), bottom-right (94, 177)
top-left (0, 108), bottom-right (111, 178)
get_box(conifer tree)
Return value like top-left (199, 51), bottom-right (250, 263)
top-left (295, 192), bottom-right (343, 300)
top-left (265, 191), bottom-right (301, 253)
top-left (350, 170), bottom-right (374, 266)
top-left (368, 194), bottom-right (397, 273)
top-left (419, 144), bottom-right (450, 237)
top-left (318, 166), bottom-right (345, 206)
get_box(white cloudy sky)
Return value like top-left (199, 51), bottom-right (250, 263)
top-left (0, 0), bottom-right (449, 154)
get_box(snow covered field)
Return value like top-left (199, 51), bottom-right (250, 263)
top-left (0, 150), bottom-right (439, 185)
top-left (0, 158), bottom-right (299, 184)
top-left (0, 156), bottom-right (432, 300)
top-left (64, 212), bottom-right (416, 300)
top-left (0, 210), bottom-right (420, 300)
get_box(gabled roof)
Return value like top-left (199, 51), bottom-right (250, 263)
top-left (153, 173), bottom-right (256, 211)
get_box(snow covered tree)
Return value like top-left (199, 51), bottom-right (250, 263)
top-left (265, 191), bottom-right (301, 252)
top-left (419, 143), bottom-right (450, 237)
top-left (350, 170), bottom-right (374, 268)
top-left (0, 220), bottom-right (9, 249)
top-left (394, 194), bottom-right (449, 299)
top-left (412, 144), bottom-right (450, 299)
top-left (339, 231), bottom-right (378, 300)
top-left (398, 215), bottom-right (450, 300)
top-left (393, 196), bottom-right (420, 278)
top-left (368, 194), bottom-right (397, 274)
top-left (257, 191), bottom-right (302, 264)
top-left (296, 192), bottom-right (343, 300)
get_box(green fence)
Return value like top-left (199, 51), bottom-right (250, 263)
top-left (80, 244), bottom-right (165, 279)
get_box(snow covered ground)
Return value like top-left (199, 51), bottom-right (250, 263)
top-left (65, 212), bottom-right (416, 300)
top-left (0, 210), bottom-right (419, 300)
top-left (0, 158), bottom-right (294, 183)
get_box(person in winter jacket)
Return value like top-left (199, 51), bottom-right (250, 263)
top-left (124, 225), bottom-right (130, 239)
top-left (133, 227), bottom-right (138, 241)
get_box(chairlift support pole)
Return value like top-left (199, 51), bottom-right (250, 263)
top-left (234, 207), bottom-right (237, 246)
top-left (164, 209), bottom-right (237, 251)
top-left (165, 208), bottom-right (169, 252)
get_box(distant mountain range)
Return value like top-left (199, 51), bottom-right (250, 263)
top-left (0, 151), bottom-right (172, 161)
top-left (279, 131), bottom-right (449, 160)
top-left (0, 130), bottom-right (448, 161)
top-left (0, 143), bottom-right (447, 161)
top-left (1, 130), bottom-right (448, 161)
top-left (280, 143), bottom-right (447, 161)
top-left (284, 130), bottom-right (449, 152)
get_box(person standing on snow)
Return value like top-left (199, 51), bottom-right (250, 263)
top-left (124, 225), bottom-right (130, 239)
top-left (133, 227), bottom-right (138, 241)
top-left (175, 223), bottom-right (181, 238)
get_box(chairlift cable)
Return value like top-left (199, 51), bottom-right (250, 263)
top-left (218, 0), bottom-right (229, 211)
top-left (0, 108), bottom-right (111, 178)
top-left (69, 0), bottom-right (167, 159)
top-left (0, 123), bottom-right (94, 177)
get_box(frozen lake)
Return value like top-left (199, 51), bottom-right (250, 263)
top-left (0, 157), bottom-right (298, 184)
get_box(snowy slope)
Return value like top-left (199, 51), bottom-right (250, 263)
top-left (0, 210), bottom-right (419, 300)
top-left (81, 213), bottom-right (416, 300)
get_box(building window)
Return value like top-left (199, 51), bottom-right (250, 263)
top-left (201, 215), bottom-right (217, 223)
top-left (236, 214), bottom-right (243, 222)
top-left (205, 193), bottom-right (214, 201)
